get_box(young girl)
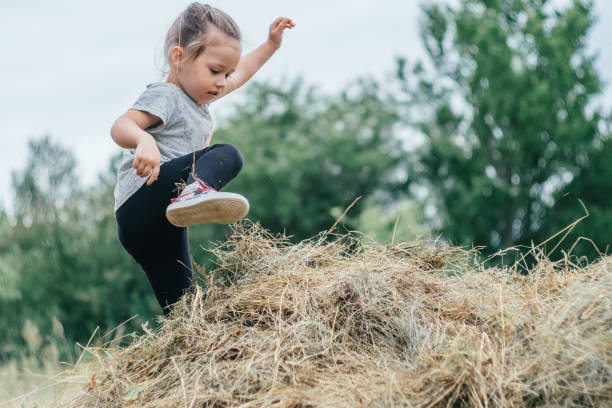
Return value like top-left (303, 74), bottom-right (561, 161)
top-left (111, 3), bottom-right (294, 314)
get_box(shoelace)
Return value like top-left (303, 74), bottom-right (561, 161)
top-left (170, 178), bottom-right (217, 203)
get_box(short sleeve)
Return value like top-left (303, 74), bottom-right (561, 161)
top-left (129, 83), bottom-right (174, 129)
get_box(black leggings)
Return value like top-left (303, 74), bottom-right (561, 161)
top-left (116, 143), bottom-right (244, 314)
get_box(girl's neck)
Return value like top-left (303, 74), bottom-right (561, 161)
top-left (165, 76), bottom-right (202, 106)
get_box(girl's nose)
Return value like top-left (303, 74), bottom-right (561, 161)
top-left (215, 76), bottom-right (227, 87)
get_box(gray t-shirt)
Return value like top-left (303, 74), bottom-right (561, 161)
top-left (113, 82), bottom-right (214, 213)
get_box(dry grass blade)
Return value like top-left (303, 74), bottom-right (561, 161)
top-left (41, 221), bottom-right (610, 407)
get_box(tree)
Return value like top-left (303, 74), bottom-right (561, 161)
top-left (398, 0), bottom-right (608, 258)
top-left (1, 138), bottom-right (159, 361)
top-left (12, 135), bottom-right (79, 219)
top-left (210, 79), bottom-right (403, 242)
top-left (351, 197), bottom-right (430, 244)
top-left (544, 136), bottom-right (612, 259)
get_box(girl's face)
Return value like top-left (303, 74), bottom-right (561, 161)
top-left (169, 28), bottom-right (241, 104)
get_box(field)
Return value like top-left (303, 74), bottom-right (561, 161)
top-left (3, 222), bottom-right (611, 407)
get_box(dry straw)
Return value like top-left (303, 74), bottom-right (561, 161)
top-left (48, 221), bottom-right (611, 407)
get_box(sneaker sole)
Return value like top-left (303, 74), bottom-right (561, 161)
top-left (166, 192), bottom-right (249, 227)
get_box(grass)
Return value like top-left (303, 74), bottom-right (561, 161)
top-left (5, 221), bottom-right (611, 407)
top-left (0, 320), bottom-right (72, 407)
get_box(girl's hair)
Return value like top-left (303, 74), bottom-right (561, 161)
top-left (164, 3), bottom-right (241, 65)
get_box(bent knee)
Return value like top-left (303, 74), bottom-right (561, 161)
top-left (215, 143), bottom-right (244, 172)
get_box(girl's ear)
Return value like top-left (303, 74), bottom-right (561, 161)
top-left (170, 46), bottom-right (185, 69)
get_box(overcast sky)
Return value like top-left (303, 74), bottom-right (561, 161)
top-left (1, 0), bottom-right (610, 212)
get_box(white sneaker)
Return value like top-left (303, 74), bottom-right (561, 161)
top-left (165, 178), bottom-right (249, 227)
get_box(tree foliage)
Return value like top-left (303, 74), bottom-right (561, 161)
top-left (211, 79), bottom-right (403, 242)
top-left (399, 0), bottom-right (609, 257)
top-left (0, 138), bottom-right (159, 361)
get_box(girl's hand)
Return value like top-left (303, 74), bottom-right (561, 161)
top-left (268, 17), bottom-right (295, 49)
top-left (133, 134), bottom-right (161, 185)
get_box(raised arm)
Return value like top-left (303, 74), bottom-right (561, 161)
top-left (216, 17), bottom-right (294, 100)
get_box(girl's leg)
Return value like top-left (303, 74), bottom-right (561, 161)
top-left (116, 143), bottom-right (244, 313)
top-left (188, 142), bottom-right (245, 190)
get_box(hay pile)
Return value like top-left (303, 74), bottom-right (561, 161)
top-left (61, 222), bottom-right (610, 407)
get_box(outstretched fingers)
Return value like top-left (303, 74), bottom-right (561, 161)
top-left (272, 17), bottom-right (295, 31)
top-left (268, 17), bottom-right (294, 48)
